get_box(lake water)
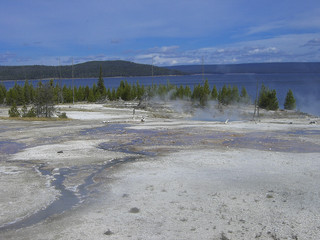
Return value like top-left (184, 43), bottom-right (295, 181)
top-left (1, 73), bottom-right (320, 116)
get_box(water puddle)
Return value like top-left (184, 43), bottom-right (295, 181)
top-left (284, 129), bottom-right (320, 136)
top-left (0, 141), bottom-right (26, 155)
top-left (222, 132), bottom-right (320, 153)
top-left (0, 157), bottom-right (137, 232)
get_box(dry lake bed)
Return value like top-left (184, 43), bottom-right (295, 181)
top-left (0, 101), bottom-right (320, 239)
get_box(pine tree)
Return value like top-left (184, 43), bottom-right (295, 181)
top-left (84, 86), bottom-right (90, 100)
top-left (258, 84), bottom-right (279, 110)
top-left (34, 82), bottom-right (55, 117)
top-left (21, 105), bottom-right (28, 117)
top-left (240, 86), bottom-right (250, 103)
top-left (88, 89), bottom-right (95, 102)
top-left (8, 102), bottom-right (21, 117)
top-left (23, 80), bottom-right (31, 105)
top-left (184, 85), bottom-right (191, 98)
top-left (231, 86), bottom-right (240, 103)
top-left (0, 84), bottom-right (6, 104)
top-left (97, 65), bottom-right (106, 97)
top-left (211, 85), bottom-right (218, 100)
top-left (218, 85), bottom-right (228, 104)
top-left (284, 89), bottom-right (296, 110)
top-left (203, 79), bottom-right (211, 96)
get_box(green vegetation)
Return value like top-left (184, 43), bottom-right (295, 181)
top-left (2, 72), bottom-right (298, 119)
top-left (3, 77), bottom-right (253, 117)
top-left (8, 103), bottom-right (20, 117)
top-left (0, 60), bottom-right (183, 81)
top-left (58, 112), bottom-right (68, 119)
top-left (258, 84), bottom-right (279, 110)
top-left (284, 89), bottom-right (296, 110)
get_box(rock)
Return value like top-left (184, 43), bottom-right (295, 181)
top-left (104, 229), bottom-right (113, 235)
top-left (266, 193), bottom-right (274, 198)
top-left (129, 207), bottom-right (140, 213)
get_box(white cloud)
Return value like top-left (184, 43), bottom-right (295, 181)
top-left (303, 38), bottom-right (320, 47)
top-left (0, 52), bottom-right (16, 63)
top-left (130, 33), bottom-right (320, 66)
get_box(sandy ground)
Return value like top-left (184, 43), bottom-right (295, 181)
top-left (0, 101), bottom-right (320, 239)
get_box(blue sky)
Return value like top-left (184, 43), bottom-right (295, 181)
top-left (1, 0), bottom-right (320, 66)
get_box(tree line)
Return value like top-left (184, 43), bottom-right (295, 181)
top-left (0, 60), bottom-right (182, 81)
top-left (0, 69), bottom-right (296, 118)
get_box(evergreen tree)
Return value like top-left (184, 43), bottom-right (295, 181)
top-left (73, 86), bottom-right (78, 102)
top-left (53, 83), bottom-right (60, 103)
top-left (36, 82), bottom-right (55, 117)
top-left (21, 105), bottom-right (28, 117)
top-left (122, 80), bottom-right (131, 100)
top-left (191, 84), bottom-right (201, 101)
top-left (211, 85), bottom-right (218, 100)
top-left (218, 85), bottom-right (228, 104)
top-left (14, 82), bottom-right (25, 105)
top-left (116, 80), bottom-right (124, 100)
top-left (84, 85), bottom-right (90, 100)
top-left (240, 86), bottom-right (250, 103)
top-left (131, 84), bottom-right (137, 100)
top-left (184, 85), bottom-right (191, 99)
top-left (23, 80), bottom-right (31, 105)
top-left (88, 89), bottom-right (95, 102)
top-left (136, 81), bottom-right (144, 100)
top-left (77, 86), bottom-right (85, 101)
top-left (111, 88), bottom-right (116, 100)
top-left (284, 89), bottom-right (296, 110)
top-left (8, 102), bottom-right (20, 117)
top-left (106, 88), bottom-right (112, 100)
top-left (6, 87), bottom-right (17, 106)
top-left (0, 84), bottom-right (6, 104)
top-left (25, 107), bottom-right (37, 117)
top-left (203, 79), bottom-right (211, 96)
top-left (175, 85), bottom-right (184, 99)
top-left (95, 90), bottom-right (101, 101)
top-left (62, 85), bottom-right (72, 103)
top-left (258, 84), bottom-right (279, 110)
top-left (97, 65), bottom-right (106, 99)
top-left (231, 86), bottom-right (240, 103)
top-left (92, 83), bottom-right (97, 96)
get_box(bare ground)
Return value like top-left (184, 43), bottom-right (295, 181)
top-left (0, 101), bottom-right (319, 239)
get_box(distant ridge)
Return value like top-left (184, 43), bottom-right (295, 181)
top-left (167, 62), bottom-right (320, 74)
top-left (0, 60), bottom-right (183, 81)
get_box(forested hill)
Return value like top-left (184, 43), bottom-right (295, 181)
top-left (0, 60), bottom-right (183, 81)
top-left (167, 62), bottom-right (320, 74)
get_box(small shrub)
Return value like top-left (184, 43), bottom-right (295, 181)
top-left (58, 112), bottom-right (68, 119)
top-left (21, 105), bottom-right (28, 117)
top-left (8, 103), bottom-right (20, 117)
top-left (25, 107), bottom-right (37, 117)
